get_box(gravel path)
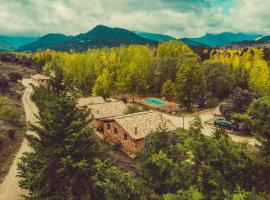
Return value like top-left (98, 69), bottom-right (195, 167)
top-left (0, 79), bottom-right (38, 200)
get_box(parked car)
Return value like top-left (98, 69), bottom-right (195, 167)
top-left (214, 119), bottom-right (238, 131)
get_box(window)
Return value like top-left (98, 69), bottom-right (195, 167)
top-left (124, 133), bottom-right (128, 140)
top-left (107, 124), bottom-right (110, 130)
top-left (114, 128), bottom-right (117, 134)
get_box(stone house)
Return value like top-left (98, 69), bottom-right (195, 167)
top-left (87, 101), bottom-right (127, 131)
top-left (102, 111), bottom-right (176, 154)
top-left (31, 74), bottom-right (49, 87)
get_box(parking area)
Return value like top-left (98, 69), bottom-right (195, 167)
top-left (163, 107), bottom-right (259, 146)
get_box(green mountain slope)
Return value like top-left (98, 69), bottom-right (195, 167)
top-left (134, 31), bottom-right (175, 42)
top-left (179, 38), bottom-right (208, 47)
top-left (51, 25), bottom-right (158, 51)
top-left (0, 39), bottom-right (15, 52)
top-left (182, 32), bottom-right (262, 47)
top-left (0, 36), bottom-right (40, 47)
top-left (19, 34), bottom-right (71, 51)
top-left (257, 36), bottom-right (270, 42)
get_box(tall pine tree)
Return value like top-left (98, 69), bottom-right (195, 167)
top-left (18, 71), bottom-right (102, 199)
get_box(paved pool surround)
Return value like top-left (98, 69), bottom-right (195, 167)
top-left (144, 98), bottom-right (167, 106)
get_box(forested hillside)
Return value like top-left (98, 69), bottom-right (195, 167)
top-left (19, 34), bottom-right (71, 51)
top-left (135, 32), bottom-right (176, 42)
top-left (20, 25), bottom-right (157, 52)
top-left (0, 36), bottom-right (39, 47)
top-left (183, 32), bottom-right (261, 47)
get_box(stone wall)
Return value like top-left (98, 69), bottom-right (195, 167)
top-left (92, 119), bottom-right (104, 131)
top-left (103, 121), bottom-right (144, 154)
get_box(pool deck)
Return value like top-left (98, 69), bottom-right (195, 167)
top-left (144, 97), bottom-right (168, 107)
top-left (143, 97), bottom-right (179, 112)
top-left (113, 94), bottom-right (180, 112)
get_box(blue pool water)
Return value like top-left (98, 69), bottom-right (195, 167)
top-left (145, 98), bottom-right (167, 106)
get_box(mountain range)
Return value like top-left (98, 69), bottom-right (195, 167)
top-left (183, 32), bottom-right (262, 47)
top-left (0, 39), bottom-right (15, 52)
top-left (134, 32), bottom-right (175, 42)
top-left (19, 34), bottom-right (71, 51)
top-left (18, 25), bottom-right (157, 51)
top-left (0, 25), bottom-right (270, 52)
top-left (0, 36), bottom-right (40, 47)
top-left (50, 25), bottom-right (157, 51)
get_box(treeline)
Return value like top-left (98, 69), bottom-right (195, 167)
top-left (210, 48), bottom-right (270, 94)
top-left (33, 41), bottom-right (204, 109)
top-left (18, 72), bottom-right (270, 199)
top-left (33, 42), bottom-right (270, 109)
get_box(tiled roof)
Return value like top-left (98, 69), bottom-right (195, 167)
top-left (111, 111), bottom-right (176, 140)
top-left (88, 101), bottom-right (127, 119)
top-left (31, 74), bottom-right (49, 80)
top-left (78, 96), bottom-right (105, 107)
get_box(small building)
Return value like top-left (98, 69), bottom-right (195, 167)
top-left (31, 74), bottom-right (49, 87)
top-left (87, 101), bottom-right (127, 131)
top-left (78, 96), bottom-right (106, 108)
top-left (102, 111), bottom-right (176, 154)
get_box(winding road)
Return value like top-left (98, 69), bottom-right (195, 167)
top-left (0, 79), bottom-right (38, 200)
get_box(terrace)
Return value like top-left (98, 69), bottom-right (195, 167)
top-left (114, 94), bottom-right (180, 113)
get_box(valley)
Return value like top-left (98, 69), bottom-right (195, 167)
top-left (1, 0), bottom-right (270, 199)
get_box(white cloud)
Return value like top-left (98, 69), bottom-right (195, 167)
top-left (223, 0), bottom-right (270, 35)
top-left (0, 0), bottom-right (268, 38)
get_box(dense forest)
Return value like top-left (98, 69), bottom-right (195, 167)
top-left (33, 40), bottom-right (270, 109)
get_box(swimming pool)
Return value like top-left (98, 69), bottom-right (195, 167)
top-left (144, 98), bottom-right (167, 106)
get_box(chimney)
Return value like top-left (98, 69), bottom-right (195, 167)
top-left (134, 127), bottom-right (138, 134)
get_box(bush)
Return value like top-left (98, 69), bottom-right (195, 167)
top-left (124, 104), bottom-right (142, 114)
top-left (0, 75), bottom-right (9, 90)
top-left (120, 97), bottom-right (128, 104)
top-left (232, 113), bottom-right (251, 133)
top-left (112, 141), bottom-right (122, 151)
top-left (220, 88), bottom-right (261, 119)
top-left (7, 129), bottom-right (16, 140)
top-left (0, 107), bottom-right (22, 124)
top-left (0, 96), bottom-right (22, 125)
top-left (220, 102), bottom-right (233, 118)
top-left (8, 72), bottom-right (22, 82)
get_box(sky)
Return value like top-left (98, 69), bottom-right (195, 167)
top-left (0, 0), bottom-right (269, 38)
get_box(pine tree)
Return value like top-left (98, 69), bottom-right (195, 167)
top-left (18, 75), bottom-right (102, 199)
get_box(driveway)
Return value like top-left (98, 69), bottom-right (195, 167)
top-left (163, 107), bottom-right (258, 145)
top-left (0, 79), bottom-right (38, 200)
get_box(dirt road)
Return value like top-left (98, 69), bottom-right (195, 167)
top-left (0, 79), bottom-right (38, 200)
top-left (163, 107), bottom-right (258, 145)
